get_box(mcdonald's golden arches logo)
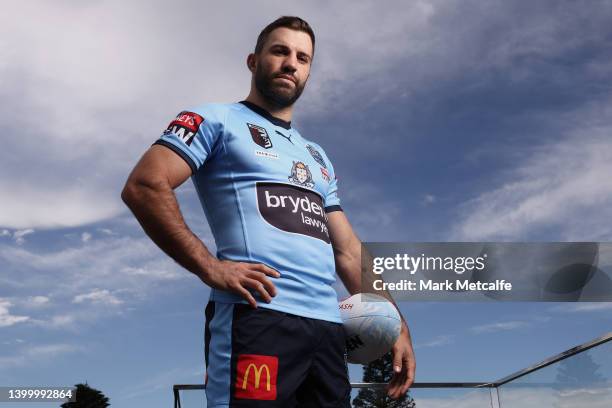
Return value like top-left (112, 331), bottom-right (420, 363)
top-left (234, 354), bottom-right (278, 400)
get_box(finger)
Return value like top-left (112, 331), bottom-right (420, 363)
top-left (386, 382), bottom-right (399, 399)
top-left (388, 361), bottom-right (408, 399)
top-left (392, 349), bottom-right (403, 374)
top-left (246, 271), bottom-right (277, 297)
top-left (386, 371), bottom-right (403, 399)
top-left (396, 354), bottom-right (413, 395)
top-left (404, 358), bottom-right (416, 391)
top-left (385, 350), bottom-right (403, 398)
top-left (243, 278), bottom-right (273, 303)
top-left (235, 285), bottom-right (258, 308)
top-left (251, 263), bottom-right (281, 278)
top-left (392, 372), bottom-right (408, 399)
top-left (400, 372), bottom-right (412, 395)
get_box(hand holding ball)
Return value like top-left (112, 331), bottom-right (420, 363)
top-left (339, 293), bottom-right (402, 364)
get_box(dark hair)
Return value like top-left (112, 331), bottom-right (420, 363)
top-left (254, 16), bottom-right (315, 55)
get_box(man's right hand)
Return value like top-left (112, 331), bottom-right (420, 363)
top-left (201, 259), bottom-right (281, 308)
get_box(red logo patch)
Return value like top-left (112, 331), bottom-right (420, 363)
top-left (234, 354), bottom-right (278, 400)
top-left (320, 167), bottom-right (330, 182)
top-left (247, 123), bottom-right (273, 149)
top-left (165, 111), bottom-right (204, 146)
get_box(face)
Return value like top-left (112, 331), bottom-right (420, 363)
top-left (251, 27), bottom-right (313, 108)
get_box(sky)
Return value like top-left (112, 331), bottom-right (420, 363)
top-left (1, 0), bottom-right (612, 407)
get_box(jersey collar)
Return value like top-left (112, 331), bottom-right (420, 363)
top-left (239, 100), bottom-right (292, 130)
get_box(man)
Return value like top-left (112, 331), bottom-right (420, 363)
top-left (122, 16), bottom-right (415, 407)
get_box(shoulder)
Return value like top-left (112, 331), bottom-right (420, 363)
top-left (301, 138), bottom-right (336, 170)
top-left (184, 102), bottom-right (236, 125)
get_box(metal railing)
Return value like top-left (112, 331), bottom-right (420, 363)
top-left (173, 332), bottom-right (612, 408)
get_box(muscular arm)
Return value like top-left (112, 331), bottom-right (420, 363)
top-left (121, 145), bottom-right (279, 306)
top-left (328, 210), bottom-right (416, 398)
top-left (327, 210), bottom-right (362, 295)
top-left (121, 145), bottom-right (217, 278)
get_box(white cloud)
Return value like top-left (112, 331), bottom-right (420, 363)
top-left (495, 383), bottom-right (612, 408)
top-left (0, 235), bottom-right (188, 293)
top-left (43, 314), bottom-right (77, 329)
top-left (405, 388), bottom-right (495, 408)
top-left (0, 0), bottom-right (609, 233)
top-left (405, 387), bottom-right (584, 408)
top-left (0, 183), bottom-right (124, 229)
top-left (73, 289), bottom-right (123, 306)
top-left (422, 194), bottom-right (437, 206)
top-left (0, 299), bottom-right (30, 327)
top-left (0, 0), bottom-right (260, 230)
top-left (13, 229), bottom-right (34, 245)
top-left (24, 295), bottom-right (51, 308)
top-left (0, 343), bottom-right (82, 368)
top-left (81, 232), bottom-right (92, 243)
top-left (119, 366), bottom-right (202, 401)
top-left (452, 100), bottom-right (612, 241)
top-left (0, 0), bottom-right (578, 231)
top-left (122, 266), bottom-right (185, 281)
top-left (550, 303), bottom-right (612, 313)
top-left (470, 320), bottom-right (528, 334)
top-left (0, 233), bottom-right (197, 330)
top-left (416, 334), bottom-right (454, 348)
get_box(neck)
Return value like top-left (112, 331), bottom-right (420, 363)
top-left (245, 90), bottom-right (294, 122)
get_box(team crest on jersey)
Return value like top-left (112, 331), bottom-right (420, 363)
top-left (320, 167), bottom-right (330, 182)
top-left (306, 145), bottom-right (327, 169)
top-left (248, 123), bottom-right (273, 149)
top-left (288, 161), bottom-right (314, 188)
top-left (165, 111), bottom-right (204, 146)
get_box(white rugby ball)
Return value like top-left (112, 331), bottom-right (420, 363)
top-left (339, 293), bottom-right (402, 364)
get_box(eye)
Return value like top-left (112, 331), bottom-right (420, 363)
top-left (272, 47), bottom-right (288, 55)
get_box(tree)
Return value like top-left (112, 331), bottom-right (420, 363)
top-left (61, 383), bottom-right (110, 408)
top-left (353, 352), bottom-right (416, 407)
top-left (552, 352), bottom-right (609, 408)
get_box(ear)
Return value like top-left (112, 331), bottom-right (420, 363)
top-left (247, 53), bottom-right (256, 73)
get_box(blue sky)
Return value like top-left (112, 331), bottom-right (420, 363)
top-left (1, 0), bottom-right (612, 407)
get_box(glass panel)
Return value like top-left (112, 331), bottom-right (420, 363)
top-left (177, 387), bottom-right (494, 408)
top-left (176, 388), bottom-right (206, 407)
top-left (173, 338), bottom-right (611, 408)
top-left (498, 340), bottom-right (612, 408)
top-left (351, 387), bottom-right (493, 408)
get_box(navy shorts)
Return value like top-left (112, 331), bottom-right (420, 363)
top-left (204, 301), bottom-right (351, 407)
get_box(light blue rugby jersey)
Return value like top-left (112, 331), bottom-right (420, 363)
top-left (154, 101), bottom-right (343, 323)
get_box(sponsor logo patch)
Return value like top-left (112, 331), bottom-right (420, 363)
top-left (255, 150), bottom-right (279, 160)
top-left (235, 354), bottom-right (278, 400)
top-left (257, 182), bottom-right (330, 243)
top-left (165, 111), bottom-right (204, 146)
top-left (320, 167), bottom-right (330, 182)
top-left (306, 144), bottom-right (327, 169)
top-left (248, 123), bottom-right (273, 149)
top-left (288, 161), bottom-right (314, 188)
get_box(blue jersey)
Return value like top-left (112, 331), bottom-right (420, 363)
top-left (154, 101), bottom-right (343, 322)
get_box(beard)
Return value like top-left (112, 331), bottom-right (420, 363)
top-left (254, 65), bottom-right (306, 109)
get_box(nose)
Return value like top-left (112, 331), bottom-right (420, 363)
top-left (281, 52), bottom-right (298, 73)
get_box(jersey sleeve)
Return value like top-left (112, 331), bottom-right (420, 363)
top-left (153, 105), bottom-right (224, 174)
top-left (319, 147), bottom-right (342, 213)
